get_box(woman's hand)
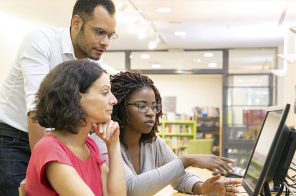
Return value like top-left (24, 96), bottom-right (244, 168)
top-left (201, 175), bottom-right (241, 196)
top-left (92, 120), bottom-right (120, 144)
top-left (180, 154), bottom-right (235, 173)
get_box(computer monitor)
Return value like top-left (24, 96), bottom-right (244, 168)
top-left (273, 126), bottom-right (296, 189)
top-left (241, 104), bottom-right (295, 195)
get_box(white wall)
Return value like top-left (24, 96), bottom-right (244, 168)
top-left (276, 62), bottom-right (296, 127)
top-left (147, 74), bottom-right (223, 115)
top-left (0, 12), bottom-right (40, 84)
top-left (0, 2), bottom-right (73, 84)
top-left (276, 32), bottom-right (296, 128)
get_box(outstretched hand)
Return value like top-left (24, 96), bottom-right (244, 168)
top-left (91, 120), bottom-right (120, 144)
top-left (201, 175), bottom-right (241, 196)
top-left (185, 154), bottom-right (235, 173)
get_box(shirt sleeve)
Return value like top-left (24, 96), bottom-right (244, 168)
top-left (18, 29), bottom-right (52, 113)
top-left (123, 137), bottom-right (202, 196)
top-left (157, 138), bottom-right (203, 194)
top-left (124, 158), bottom-right (185, 196)
top-left (33, 137), bottom-right (73, 187)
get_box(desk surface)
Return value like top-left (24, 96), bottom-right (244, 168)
top-left (154, 167), bottom-right (248, 196)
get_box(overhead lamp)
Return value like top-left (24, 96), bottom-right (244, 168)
top-left (137, 31), bottom-right (147, 39)
top-left (148, 41), bottom-right (157, 49)
top-left (193, 58), bottom-right (201, 63)
top-left (151, 63), bottom-right (161, 68)
top-left (128, 23), bottom-right (136, 33)
top-left (140, 54), bottom-right (150, 59)
top-left (208, 63), bottom-right (218, 68)
top-left (278, 54), bottom-right (296, 64)
top-left (271, 63), bottom-right (287, 77)
top-left (155, 7), bottom-right (172, 13)
top-left (148, 34), bottom-right (160, 49)
top-left (174, 31), bottom-right (187, 38)
top-left (204, 52), bottom-right (214, 57)
top-left (127, 0), bottom-right (167, 49)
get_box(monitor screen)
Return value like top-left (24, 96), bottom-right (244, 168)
top-left (241, 104), bottom-right (290, 195)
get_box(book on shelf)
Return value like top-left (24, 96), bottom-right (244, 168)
top-left (192, 106), bottom-right (221, 156)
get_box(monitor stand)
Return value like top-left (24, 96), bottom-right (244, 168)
top-left (261, 182), bottom-right (271, 196)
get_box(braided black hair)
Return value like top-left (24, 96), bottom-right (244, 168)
top-left (110, 71), bottom-right (162, 146)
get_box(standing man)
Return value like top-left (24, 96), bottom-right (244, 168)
top-left (0, 0), bottom-right (117, 195)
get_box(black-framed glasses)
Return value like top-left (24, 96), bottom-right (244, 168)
top-left (127, 101), bottom-right (161, 114)
top-left (84, 22), bottom-right (118, 41)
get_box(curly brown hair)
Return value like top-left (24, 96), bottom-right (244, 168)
top-left (110, 71), bottom-right (162, 145)
top-left (33, 59), bottom-right (106, 134)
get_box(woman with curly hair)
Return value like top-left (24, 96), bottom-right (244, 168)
top-left (109, 71), bottom-right (240, 196)
top-left (25, 60), bottom-right (126, 196)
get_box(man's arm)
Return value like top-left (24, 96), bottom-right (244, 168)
top-left (27, 111), bottom-right (47, 150)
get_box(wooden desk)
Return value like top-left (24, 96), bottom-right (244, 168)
top-left (154, 167), bottom-right (248, 196)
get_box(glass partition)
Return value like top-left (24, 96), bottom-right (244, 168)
top-left (103, 52), bottom-right (126, 72)
top-left (229, 48), bottom-right (277, 74)
top-left (223, 74), bottom-right (273, 168)
top-left (130, 50), bottom-right (223, 70)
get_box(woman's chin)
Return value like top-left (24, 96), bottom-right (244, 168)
top-left (99, 116), bottom-right (111, 123)
top-left (142, 128), bottom-right (153, 134)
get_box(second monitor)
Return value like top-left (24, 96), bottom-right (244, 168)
top-left (241, 104), bottom-right (296, 195)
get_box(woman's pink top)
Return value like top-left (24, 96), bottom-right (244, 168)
top-left (26, 134), bottom-right (105, 196)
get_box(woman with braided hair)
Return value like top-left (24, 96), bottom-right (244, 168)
top-left (106, 71), bottom-right (241, 196)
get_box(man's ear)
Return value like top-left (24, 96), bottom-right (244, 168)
top-left (71, 15), bottom-right (83, 30)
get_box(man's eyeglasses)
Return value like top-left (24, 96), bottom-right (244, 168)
top-left (127, 101), bottom-right (161, 114)
top-left (85, 22), bottom-right (118, 41)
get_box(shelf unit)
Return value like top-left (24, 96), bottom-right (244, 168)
top-left (196, 116), bottom-right (221, 156)
top-left (159, 121), bottom-right (196, 156)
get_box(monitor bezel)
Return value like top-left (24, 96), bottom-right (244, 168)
top-left (241, 104), bottom-right (290, 195)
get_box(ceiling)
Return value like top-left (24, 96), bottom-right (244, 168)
top-left (1, 0), bottom-right (296, 50)
top-left (0, 0), bottom-right (295, 73)
top-left (114, 0), bottom-right (296, 50)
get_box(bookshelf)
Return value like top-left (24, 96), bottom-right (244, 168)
top-left (193, 106), bottom-right (221, 156)
top-left (159, 121), bottom-right (196, 156)
top-left (196, 116), bottom-right (221, 156)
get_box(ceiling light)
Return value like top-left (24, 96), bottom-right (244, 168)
top-left (137, 32), bottom-right (147, 39)
top-left (156, 7), bottom-right (172, 13)
top-left (148, 34), bottom-right (160, 49)
top-left (140, 54), bottom-right (150, 59)
top-left (174, 31), bottom-right (187, 37)
top-left (148, 41), bottom-right (157, 49)
top-left (193, 58), bottom-right (201, 63)
top-left (271, 63), bottom-right (287, 77)
top-left (208, 63), bottom-right (218, 68)
top-left (128, 24), bottom-right (136, 33)
top-left (151, 64), bottom-right (161, 68)
top-left (204, 52), bottom-right (214, 57)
